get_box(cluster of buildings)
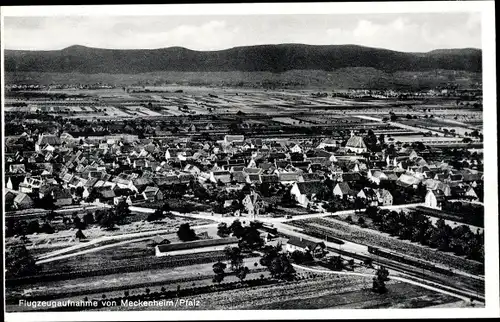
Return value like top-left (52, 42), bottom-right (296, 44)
top-left (4, 129), bottom-right (483, 214)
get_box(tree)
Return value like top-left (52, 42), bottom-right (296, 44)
top-left (26, 220), bottom-right (40, 235)
top-left (291, 250), bottom-right (314, 264)
top-left (365, 206), bottom-right (379, 220)
top-left (44, 210), bottom-right (56, 222)
top-left (147, 209), bottom-right (166, 222)
top-left (372, 266), bottom-right (390, 294)
top-left (75, 229), bottom-right (86, 241)
top-left (238, 223), bottom-right (264, 251)
top-left (83, 212), bottom-right (95, 225)
top-left (236, 266), bottom-right (250, 281)
top-left (73, 216), bottom-right (86, 230)
top-left (229, 219), bottom-right (245, 238)
top-left (75, 186), bottom-right (85, 198)
top-left (99, 210), bottom-right (118, 230)
top-left (354, 197), bottom-right (365, 213)
top-left (268, 253), bottom-right (296, 280)
top-left (329, 255), bottom-right (344, 271)
top-left (39, 194), bottom-right (55, 210)
top-left (212, 261), bottom-right (227, 284)
top-left (217, 222), bottom-right (231, 238)
top-left (224, 246), bottom-right (244, 271)
top-left (280, 187), bottom-right (294, 205)
top-left (115, 200), bottom-right (131, 218)
top-left (376, 266), bottom-right (390, 281)
top-left (160, 202), bottom-right (171, 213)
top-left (177, 223), bottom-right (197, 241)
top-left (41, 222), bottom-right (55, 234)
top-left (260, 244), bottom-right (282, 267)
top-left (5, 245), bottom-right (39, 278)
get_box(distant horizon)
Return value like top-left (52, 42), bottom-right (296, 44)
top-left (4, 43), bottom-right (483, 54)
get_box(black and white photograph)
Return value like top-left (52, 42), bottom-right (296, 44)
top-left (1, 2), bottom-right (498, 320)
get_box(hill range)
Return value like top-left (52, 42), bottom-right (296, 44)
top-left (4, 44), bottom-right (482, 89)
top-left (4, 44), bottom-right (482, 74)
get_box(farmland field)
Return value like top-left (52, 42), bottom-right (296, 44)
top-left (102, 274), bottom-right (465, 310)
top-left (6, 253), bottom-right (265, 305)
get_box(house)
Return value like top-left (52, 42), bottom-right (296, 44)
top-left (342, 172), bottom-right (362, 183)
top-left (224, 135), bottom-right (244, 144)
top-left (425, 189), bottom-right (446, 209)
top-left (357, 188), bottom-right (379, 206)
top-left (52, 189), bottom-right (73, 207)
top-left (210, 171), bottom-right (231, 184)
top-left (260, 174), bottom-right (279, 184)
top-left (464, 186), bottom-right (478, 200)
top-left (13, 192), bottom-right (34, 210)
top-left (450, 186), bottom-right (467, 199)
top-left (423, 179), bottom-right (451, 196)
top-left (332, 182), bottom-right (352, 199)
top-left (301, 173), bottom-right (325, 182)
top-left (376, 189), bottom-right (393, 206)
top-left (9, 164), bottom-right (26, 174)
top-left (367, 170), bottom-right (388, 185)
top-left (316, 138), bottom-right (338, 149)
top-left (247, 173), bottom-right (262, 184)
top-left (99, 189), bottom-right (117, 204)
top-left (345, 132), bottom-right (367, 153)
top-left (242, 191), bottom-right (266, 217)
top-left (396, 173), bottom-right (422, 188)
top-left (5, 190), bottom-right (18, 210)
top-left (35, 134), bottom-right (61, 152)
top-left (127, 193), bottom-right (148, 205)
top-left (285, 236), bottom-right (326, 258)
top-left (183, 164), bottom-right (201, 176)
top-left (290, 144), bottom-right (303, 153)
top-left (290, 181), bottom-right (322, 207)
top-left (231, 171), bottom-right (248, 184)
top-left (6, 177), bottom-right (13, 189)
top-left (143, 186), bottom-right (164, 202)
top-left (278, 172), bottom-right (301, 185)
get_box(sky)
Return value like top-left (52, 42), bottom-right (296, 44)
top-left (3, 13), bottom-right (481, 52)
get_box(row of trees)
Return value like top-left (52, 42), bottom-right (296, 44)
top-left (365, 206), bottom-right (484, 262)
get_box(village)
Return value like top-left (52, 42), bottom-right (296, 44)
top-left (4, 85), bottom-right (485, 310)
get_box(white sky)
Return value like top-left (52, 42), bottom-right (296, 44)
top-left (3, 13), bottom-right (481, 52)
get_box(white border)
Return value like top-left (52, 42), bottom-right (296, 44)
top-left (2, 1), bottom-right (498, 321)
top-left (0, 2), bottom-right (491, 16)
